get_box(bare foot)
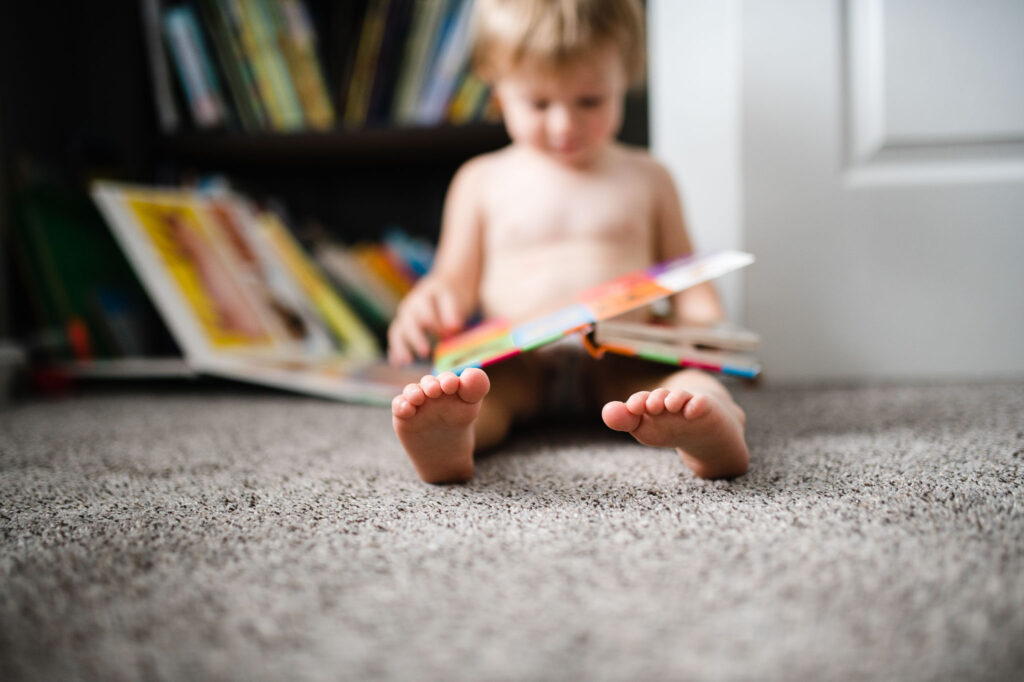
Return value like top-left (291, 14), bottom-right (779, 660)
top-left (392, 368), bottom-right (490, 483)
top-left (602, 388), bottom-right (749, 479)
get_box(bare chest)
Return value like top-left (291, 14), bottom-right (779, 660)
top-left (482, 171), bottom-right (654, 252)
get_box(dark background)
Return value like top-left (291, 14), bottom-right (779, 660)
top-left (0, 0), bottom-right (647, 341)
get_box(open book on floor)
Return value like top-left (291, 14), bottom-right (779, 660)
top-left (91, 181), bottom-right (426, 404)
top-left (433, 251), bottom-right (760, 379)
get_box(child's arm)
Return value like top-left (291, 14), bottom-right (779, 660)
top-left (388, 157), bottom-right (487, 364)
top-left (651, 161), bottom-right (726, 326)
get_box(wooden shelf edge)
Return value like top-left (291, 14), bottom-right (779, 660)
top-left (157, 123), bottom-right (511, 166)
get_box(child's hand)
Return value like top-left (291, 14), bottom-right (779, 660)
top-left (387, 277), bottom-right (464, 365)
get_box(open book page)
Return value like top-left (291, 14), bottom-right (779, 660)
top-left (91, 181), bottom-right (418, 404)
top-left (433, 251), bottom-right (755, 375)
top-left (589, 324), bottom-right (761, 379)
top-left (593, 319), bottom-right (761, 352)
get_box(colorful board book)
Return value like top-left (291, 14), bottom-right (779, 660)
top-left (433, 251), bottom-right (759, 378)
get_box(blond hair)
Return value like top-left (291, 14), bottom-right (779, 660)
top-left (471, 0), bottom-right (645, 84)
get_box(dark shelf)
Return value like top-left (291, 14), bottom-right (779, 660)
top-left (158, 123), bottom-right (511, 167)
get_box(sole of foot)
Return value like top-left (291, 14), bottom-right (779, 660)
top-left (602, 387), bottom-right (749, 479)
top-left (392, 368), bottom-right (490, 484)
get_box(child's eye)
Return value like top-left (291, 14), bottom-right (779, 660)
top-left (531, 99), bottom-right (550, 111)
top-left (577, 96), bottom-right (605, 108)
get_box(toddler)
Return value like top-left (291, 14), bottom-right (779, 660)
top-left (389, 0), bottom-right (749, 483)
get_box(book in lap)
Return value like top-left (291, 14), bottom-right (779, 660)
top-left (91, 181), bottom-right (426, 404)
top-left (433, 251), bottom-right (761, 379)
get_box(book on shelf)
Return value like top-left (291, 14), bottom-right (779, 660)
top-left (413, 0), bottom-right (475, 125)
top-left (314, 229), bottom-right (434, 336)
top-left (343, 0), bottom-right (394, 128)
top-left (149, 0), bottom-right (492, 133)
top-left (89, 181), bottom-right (428, 404)
top-left (10, 186), bottom-right (176, 365)
top-left (199, 0), bottom-right (268, 131)
top-left (240, 0), bottom-right (306, 130)
top-left (163, 4), bottom-right (232, 129)
top-left (390, 0), bottom-right (448, 124)
top-left (148, 0), bottom-right (337, 132)
top-left (366, 0), bottom-right (415, 124)
top-left (222, 0), bottom-right (287, 129)
top-left (276, 0), bottom-right (336, 129)
top-left (433, 251), bottom-right (761, 380)
top-left (331, 0), bottom-right (372, 119)
top-left (141, 0), bottom-right (182, 133)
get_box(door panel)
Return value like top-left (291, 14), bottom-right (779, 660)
top-left (742, 0), bottom-right (1024, 381)
top-left (847, 0), bottom-right (1024, 182)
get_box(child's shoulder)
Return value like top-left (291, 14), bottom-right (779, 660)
top-left (610, 143), bottom-right (671, 178)
top-left (449, 147), bottom-right (513, 187)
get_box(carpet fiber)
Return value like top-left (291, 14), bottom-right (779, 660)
top-left (1, 381), bottom-right (1022, 681)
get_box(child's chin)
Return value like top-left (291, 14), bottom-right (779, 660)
top-left (550, 147), bottom-right (594, 166)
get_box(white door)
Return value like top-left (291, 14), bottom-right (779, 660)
top-left (652, 0), bottom-right (1024, 382)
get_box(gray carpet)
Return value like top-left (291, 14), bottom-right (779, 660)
top-left (1, 380), bottom-right (1022, 681)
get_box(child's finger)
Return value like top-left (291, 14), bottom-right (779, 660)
top-left (395, 319), bottom-right (432, 359)
top-left (387, 323), bottom-right (416, 365)
top-left (434, 289), bottom-right (462, 335)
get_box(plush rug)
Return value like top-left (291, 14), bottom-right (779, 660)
top-left (1, 380), bottom-right (1022, 681)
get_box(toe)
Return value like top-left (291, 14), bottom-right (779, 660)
top-left (392, 396), bottom-right (416, 419)
top-left (403, 383), bottom-right (426, 406)
top-left (420, 375), bottom-right (443, 399)
top-left (683, 393), bottom-right (713, 420)
top-left (457, 368), bottom-right (491, 404)
top-left (664, 390), bottom-right (691, 414)
top-left (646, 388), bottom-right (670, 415)
top-left (437, 371), bottom-right (460, 395)
top-left (626, 391), bottom-right (650, 415)
top-left (602, 401), bottom-right (642, 432)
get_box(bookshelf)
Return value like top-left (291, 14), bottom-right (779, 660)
top-left (0, 0), bottom-right (649, 380)
top-left (145, 0), bottom-right (649, 241)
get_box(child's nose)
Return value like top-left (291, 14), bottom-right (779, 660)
top-left (547, 104), bottom-right (576, 137)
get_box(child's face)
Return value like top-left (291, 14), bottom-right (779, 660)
top-left (494, 47), bottom-right (628, 167)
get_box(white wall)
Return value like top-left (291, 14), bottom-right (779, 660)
top-left (649, 0), bottom-right (744, 322)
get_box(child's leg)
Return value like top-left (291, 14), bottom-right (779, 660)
top-left (392, 358), bottom-right (542, 484)
top-left (597, 361), bottom-right (749, 479)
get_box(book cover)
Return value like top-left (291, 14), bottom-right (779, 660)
top-left (344, 0), bottom-right (391, 128)
top-left (332, 0), bottom-right (371, 118)
top-left (367, 0), bottom-right (415, 124)
top-left (414, 0), bottom-right (474, 125)
top-left (141, 0), bottom-right (182, 133)
top-left (90, 182), bottom-right (419, 404)
top-left (200, 0), bottom-right (267, 131)
top-left (11, 187), bottom-right (172, 362)
top-left (275, 0), bottom-right (336, 130)
top-left (257, 211), bottom-right (380, 359)
top-left (351, 243), bottom-right (415, 300)
top-left (589, 321), bottom-right (761, 379)
top-left (433, 251), bottom-right (757, 376)
top-left (221, 0), bottom-right (280, 129)
top-left (163, 4), bottom-right (229, 129)
top-left (447, 69), bottom-right (489, 124)
top-left (391, 0), bottom-right (449, 124)
top-left (247, 0), bottom-right (306, 130)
